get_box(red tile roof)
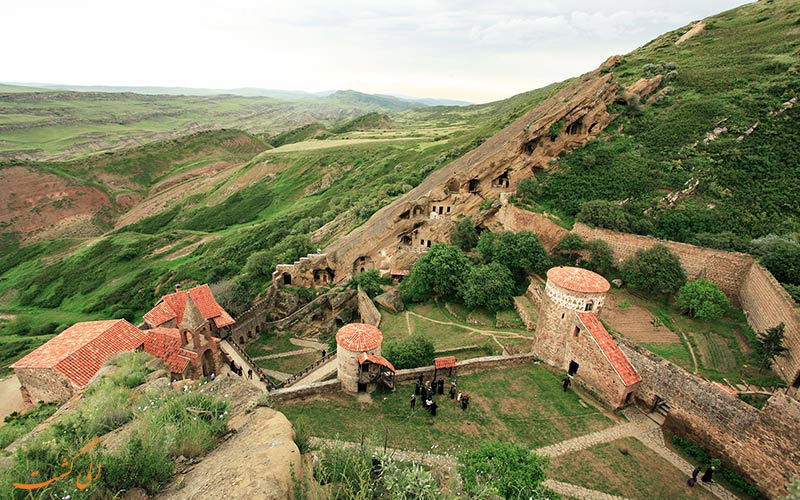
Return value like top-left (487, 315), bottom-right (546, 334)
top-left (576, 312), bottom-right (641, 387)
top-left (547, 267), bottom-right (610, 293)
top-left (11, 320), bottom-right (146, 387)
top-left (144, 284), bottom-right (235, 329)
top-left (336, 323), bottom-right (383, 352)
top-left (143, 328), bottom-right (196, 374)
top-left (435, 356), bottom-right (457, 369)
top-left (358, 352), bottom-right (396, 372)
top-left (390, 269), bottom-right (410, 276)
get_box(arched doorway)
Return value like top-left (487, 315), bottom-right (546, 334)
top-left (201, 349), bottom-right (216, 378)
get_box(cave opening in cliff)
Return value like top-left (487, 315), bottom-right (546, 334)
top-left (521, 139), bottom-right (538, 155)
top-left (282, 273), bottom-right (292, 285)
top-left (468, 178), bottom-right (480, 193)
top-left (566, 118), bottom-right (583, 135)
top-left (493, 171), bottom-right (510, 188)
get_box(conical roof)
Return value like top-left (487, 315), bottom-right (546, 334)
top-left (336, 323), bottom-right (383, 352)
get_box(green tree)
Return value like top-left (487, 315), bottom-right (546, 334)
top-left (459, 440), bottom-right (559, 500)
top-left (755, 323), bottom-right (788, 373)
top-left (451, 216), bottom-right (479, 251)
top-left (348, 269), bottom-right (388, 298)
top-left (584, 239), bottom-right (615, 277)
top-left (461, 263), bottom-right (515, 312)
top-left (577, 200), bottom-right (630, 232)
top-left (516, 178), bottom-right (539, 202)
top-left (620, 244), bottom-right (686, 295)
top-left (555, 233), bottom-right (584, 263)
top-left (477, 231), bottom-right (552, 282)
top-left (383, 335), bottom-right (435, 369)
top-left (676, 279), bottom-right (731, 320)
top-left (400, 243), bottom-right (471, 302)
top-left (751, 235), bottom-right (800, 286)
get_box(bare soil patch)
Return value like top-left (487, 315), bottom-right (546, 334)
top-left (0, 376), bottom-right (25, 422)
top-left (603, 293), bottom-right (680, 344)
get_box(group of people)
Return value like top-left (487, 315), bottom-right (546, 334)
top-left (688, 465), bottom-right (715, 486)
top-left (411, 375), bottom-right (471, 416)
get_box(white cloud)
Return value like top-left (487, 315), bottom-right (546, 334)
top-left (0, 0), bottom-right (752, 102)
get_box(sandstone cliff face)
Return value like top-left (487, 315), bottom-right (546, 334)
top-left (275, 62), bottom-right (663, 287)
top-left (155, 406), bottom-right (301, 500)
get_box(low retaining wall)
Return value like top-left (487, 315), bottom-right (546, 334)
top-left (269, 379), bottom-right (341, 403)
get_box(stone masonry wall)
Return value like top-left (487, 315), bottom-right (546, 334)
top-left (357, 287), bottom-right (381, 327)
top-left (571, 223), bottom-right (753, 302)
top-left (617, 336), bottom-right (799, 499)
top-left (739, 263), bottom-right (800, 393)
top-left (15, 367), bottom-right (74, 407)
top-left (493, 202), bottom-right (568, 252)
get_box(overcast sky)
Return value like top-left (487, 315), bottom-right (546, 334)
top-left (2, 0), bottom-right (750, 103)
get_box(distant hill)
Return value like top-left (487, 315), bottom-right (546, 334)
top-left (325, 90), bottom-right (422, 111)
top-left (331, 113), bottom-right (395, 134)
top-left (268, 122), bottom-right (328, 148)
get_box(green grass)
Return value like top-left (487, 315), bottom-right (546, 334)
top-left (243, 331), bottom-right (299, 358)
top-left (278, 364), bottom-right (612, 453)
top-left (640, 342), bottom-right (695, 372)
top-left (255, 351), bottom-right (321, 375)
top-left (0, 403), bottom-right (58, 449)
top-left (550, 437), bottom-right (719, 500)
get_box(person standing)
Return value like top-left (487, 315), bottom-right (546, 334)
top-left (701, 466), bottom-right (715, 483)
top-left (562, 376), bottom-right (572, 392)
top-left (449, 384), bottom-right (456, 400)
top-left (438, 379), bottom-right (444, 395)
top-left (247, 369), bottom-right (253, 379)
top-left (322, 349), bottom-right (326, 360)
top-left (688, 466), bottom-right (701, 487)
top-left (410, 393), bottom-right (416, 411)
top-left (430, 400), bottom-right (438, 417)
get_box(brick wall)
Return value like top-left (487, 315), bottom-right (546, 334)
top-left (15, 367), bottom-right (74, 407)
top-left (571, 223), bottom-right (753, 301)
top-left (618, 337), bottom-right (800, 499)
top-left (739, 263), bottom-right (800, 391)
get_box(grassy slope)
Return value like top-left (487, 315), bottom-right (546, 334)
top-left (535, 0), bottom-right (800, 241)
top-left (0, 86), bottom-right (419, 159)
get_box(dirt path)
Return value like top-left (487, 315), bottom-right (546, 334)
top-left (0, 376), bottom-right (25, 423)
top-left (405, 310), bottom-right (531, 350)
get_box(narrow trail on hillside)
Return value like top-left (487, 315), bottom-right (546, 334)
top-left (404, 310), bottom-right (532, 350)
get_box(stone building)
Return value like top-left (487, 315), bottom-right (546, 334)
top-left (335, 323), bottom-right (394, 393)
top-left (142, 283), bottom-right (230, 380)
top-left (11, 319), bottom-right (146, 407)
top-left (534, 266), bottom-right (641, 408)
top-left (143, 283), bottom-right (235, 335)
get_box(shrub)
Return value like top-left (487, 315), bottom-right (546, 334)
top-left (676, 279), bottom-right (731, 319)
top-left (349, 269), bottom-right (390, 298)
top-left (293, 416), bottom-right (316, 454)
top-left (382, 460), bottom-right (437, 500)
top-left (460, 440), bottom-right (558, 500)
top-left (383, 335), bottom-right (435, 370)
top-left (400, 243), bottom-right (471, 302)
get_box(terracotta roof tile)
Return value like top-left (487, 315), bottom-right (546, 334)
top-left (435, 356), bottom-right (457, 369)
top-left (336, 323), bottom-right (383, 352)
top-left (390, 269), bottom-right (410, 276)
top-left (547, 267), bottom-right (610, 293)
top-left (576, 312), bottom-right (641, 387)
top-left (144, 284), bottom-right (235, 329)
top-left (12, 320), bottom-right (146, 387)
top-left (358, 352), bottom-right (395, 372)
top-left (143, 328), bottom-right (195, 374)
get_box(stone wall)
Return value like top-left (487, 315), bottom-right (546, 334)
top-left (571, 223), bottom-right (753, 302)
top-left (617, 336), bottom-right (800, 499)
top-left (493, 202), bottom-right (568, 252)
top-left (357, 287), bottom-right (381, 327)
top-left (269, 379), bottom-right (341, 403)
top-left (394, 354), bottom-right (539, 383)
top-left (739, 263), bottom-right (800, 392)
top-left (15, 367), bottom-right (74, 407)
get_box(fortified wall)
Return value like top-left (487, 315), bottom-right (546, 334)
top-left (618, 336), bottom-right (800, 499)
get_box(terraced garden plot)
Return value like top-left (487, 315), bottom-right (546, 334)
top-left (550, 437), bottom-right (718, 500)
top-left (692, 330), bottom-right (739, 372)
top-left (278, 364), bottom-right (612, 453)
top-left (603, 290), bottom-right (680, 344)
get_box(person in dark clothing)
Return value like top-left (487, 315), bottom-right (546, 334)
top-left (461, 393), bottom-right (469, 410)
top-left (410, 394), bottom-right (416, 411)
top-left (322, 349), bottom-right (326, 359)
top-left (415, 380), bottom-right (422, 395)
top-left (430, 401), bottom-right (438, 417)
top-left (562, 376), bottom-right (572, 392)
top-left (701, 466), bottom-right (714, 483)
top-left (247, 369), bottom-right (253, 379)
top-left (449, 384), bottom-right (456, 400)
top-left (437, 379), bottom-right (444, 394)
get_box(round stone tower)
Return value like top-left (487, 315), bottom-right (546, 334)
top-left (534, 266), bottom-right (610, 365)
top-left (335, 323), bottom-right (384, 393)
